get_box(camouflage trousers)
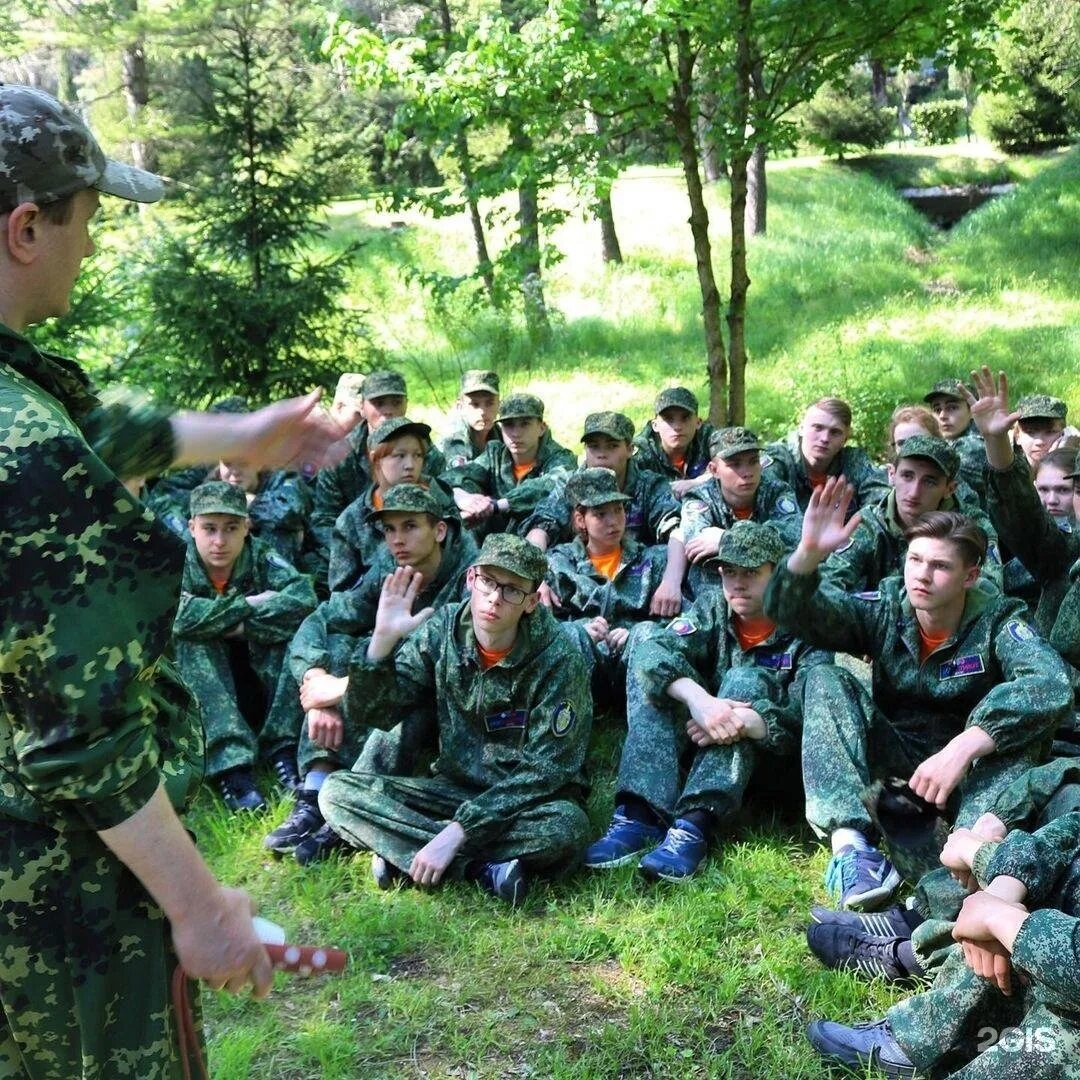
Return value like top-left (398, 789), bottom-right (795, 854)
top-left (319, 771), bottom-right (590, 876)
top-left (0, 819), bottom-right (200, 1079)
top-left (888, 947), bottom-right (1080, 1078)
top-left (174, 638), bottom-right (302, 777)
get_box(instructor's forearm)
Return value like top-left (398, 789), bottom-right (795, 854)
top-left (170, 411), bottom-right (258, 467)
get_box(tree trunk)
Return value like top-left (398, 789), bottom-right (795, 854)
top-left (870, 58), bottom-right (888, 108)
top-left (670, 30), bottom-right (727, 425)
top-left (697, 93), bottom-right (725, 182)
top-left (595, 185), bottom-right (623, 263)
top-left (582, 0), bottom-right (622, 264)
top-left (746, 142), bottom-right (766, 237)
top-left (514, 134), bottom-right (550, 345)
top-left (116, 1), bottom-right (157, 175)
top-left (59, 50), bottom-right (79, 102)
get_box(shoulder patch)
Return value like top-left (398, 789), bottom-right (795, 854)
top-left (551, 701), bottom-right (576, 738)
top-left (266, 551), bottom-right (291, 569)
top-left (760, 452), bottom-right (774, 469)
top-left (667, 617), bottom-right (697, 636)
top-left (854, 590), bottom-right (881, 601)
top-left (1005, 619), bottom-right (1036, 643)
top-left (835, 538), bottom-right (854, 554)
top-left (777, 495), bottom-right (797, 515)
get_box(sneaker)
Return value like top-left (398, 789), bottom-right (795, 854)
top-left (263, 790), bottom-right (323, 854)
top-left (217, 769), bottom-right (267, 813)
top-left (825, 845), bottom-right (901, 911)
top-left (583, 808), bottom-right (665, 869)
top-left (806, 923), bottom-right (915, 983)
top-left (637, 818), bottom-right (708, 882)
top-left (810, 905), bottom-right (916, 938)
top-left (294, 823), bottom-right (349, 866)
top-left (473, 858), bottom-right (528, 906)
top-left (268, 751), bottom-right (301, 794)
top-left (805, 1018), bottom-right (917, 1077)
top-left (372, 853), bottom-right (407, 890)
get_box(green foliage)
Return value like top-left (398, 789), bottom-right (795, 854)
top-left (909, 100), bottom-right (965, 145)
top-left (799, 81), bottom-right (895, 160)
top-left (973, 88), bottom-right (1073, 152)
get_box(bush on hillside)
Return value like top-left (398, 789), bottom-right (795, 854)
top-left (909, 101), bottom-right (965, 145)
top-left (974, 89), bottom-right (1073, 152)
top-left (799, 82), bottom-right (895, 160)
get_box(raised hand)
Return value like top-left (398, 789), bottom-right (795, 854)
top-left (791, 476), bottom-right (861, 571)
top-left (239, 391), bottom-right (348, 473)
top-left (963, 367), bottom-right (1020, 439)
top-left (368, 567), bottom-right (435, 660)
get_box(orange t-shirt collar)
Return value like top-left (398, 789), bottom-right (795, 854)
top-left (588, 547), bottom-right (622, 581)
top-left (734, 613), bottom-right (775, 652)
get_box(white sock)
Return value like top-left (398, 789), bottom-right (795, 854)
top-left (303, 770), bottom-right (328, 793)
top-left (831, 828), bottom-right (871, 854)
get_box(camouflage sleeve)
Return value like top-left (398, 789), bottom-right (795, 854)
top-left (502, 465), bottom-right (574, 515)
top-left (716, 662), bottom-right (799, 754)
top-left (520, 481), bottom-right (571, 545)
top-left (969, 506), bottom-right (1003, 590)
top-left (443, 455), bottom-right (491, 494)
top-left (544, 545), bottom-right (590, 618)
top-left (635, 595), bottom-right (726, 700)
top-left (966, 618), bottom-right (1072, 752)
top-left (1049, 580), bottom-right (1080, 669)
top-left (173, 590), bottom-right (251, 639)
top-left (851, 453), bottom-right (889, 508)
top-left (327, 506), bottom-right (369, 595)
top-left (437, 427), bottom-right (471, 469)
top-left (310, 459), bottom-right (351, 557)
top-left (76, 386), bottom-right (177, 480)
top-left (425, 444), bottom-right (447, 479)
top-left (631, 433), bottom-right (666, 476)
top-left (288, 605), bottom-right (334, 682)
top-left (982, 813), bottom-right (1080, 906)
top-left (453, 650), bottom-right (592, 844)
top-left (820, 526), bottom-right (876, 593)
top-left (242, 547), bottom-right (318, 645)
top-left (990, 758), bottom-right (1080, 832)
top-left (642, 473), bottom-right (680, 540)
top-left (679, 495), bottom-right (713, 541)
top-left (249, 473), bottom-right (313, 535)
top-left (1009, 908), bottom-right (1080, 1005)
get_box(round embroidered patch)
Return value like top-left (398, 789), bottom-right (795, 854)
top-left (1006, 619), bottom-right (1035, 643)
top-left (551, 701), bottom-right (576, 737)
top-left (667, 617), bottom-right (697, 636)
top-left (777, 496), bottom-right (796, 514)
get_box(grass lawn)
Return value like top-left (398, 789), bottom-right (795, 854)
top-left (192, 141), bottom-right (1079, 1077)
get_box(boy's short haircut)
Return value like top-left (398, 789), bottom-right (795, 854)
top-left (1036, 447), bottom-right (1079, 477)
top-left (189, 480), bottom-right (249, 518)
top-left (810, 397), bottom-right (853, 428)
top-left (903, 511), bottom-right (987, 567)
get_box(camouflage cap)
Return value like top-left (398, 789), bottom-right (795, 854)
top-left (896, 434), bottom-right (960, 479)
top-left (0, 85), bottom-right (164, 207)
top-left (923, 379), bottom-right (972, 403)
top-left (1016, 394), bottom-right (1067, 421)
top-left (189, 480), bottom-right (249, 518)
top-left (498, 393), bottom-right (545, 421)
top-left (709, 426), bottom-right (763, 461)
top-left (367, 416), bottom-right (432, 448)
top-left (209, 395), bottom-right (249, 414)
top-left (335, 372), bottom-right (366, 402)
top-left (581, 411), bottom-right (634, 443)
top-left (369, 483), bottom-right (442, 520)
top-left (362, 370), bottom-right (407, 400)
top-left (654, 387), bottom-right (699, 415)
top-left (461, 369), bottom-right (500, 395)
top-left (473, 533), bottom-right (548, 585)
top-left (717, 521), bottom-right (785, 569)
top-left (564, 467), bottom-right (632, 508)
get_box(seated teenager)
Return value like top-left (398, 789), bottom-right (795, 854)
top-left (314, 535), bottom-right (593, 906)
top-left (584, 521), bottom-right (831, 881)
top-left (1013, 393), bottom-right (1072, 470)
top-left (924, 378), bottom-right (987, 506)
top-left (631, 387), bottom-right (716, 497)
top-left (438, 369), bottom-right (501, 468)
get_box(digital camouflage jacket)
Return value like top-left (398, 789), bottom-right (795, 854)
top-left (632, 421), bottom-right (717, 482)
top-left (761, 434), bottom-right (888, 513)
top-left (437, 413), bottom-right (499, 469)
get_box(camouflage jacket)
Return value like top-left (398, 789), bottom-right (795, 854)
top-left (545, 536), bottom-right (670, 632)
top-left (0, 322), bottom-right (200, 831)
top-left (680, 474), bottom-right (803, 552)
top-left (288, 520), bottom-right (476, 682)
top-left (524, 457), bottom-right (680, 547)
top-left (989, 757), bottom-right (1080, 833)
top-left (631, 591), bottom-right (833, 754)
top-left (762, 434), bottom-right (888, 513)
top-left (437, 414), bottom-right (499, 469)
top-left (631, 421), bottom-right (716, 482)
top-left (821, 489), bottom-right (1003, 593)
top-left (443, 430), bottom-right (577, 519)
top-left (174, 535), bottom-right (316, 646)
top-left (344, 600), bottom-right (592, 844)
top-left (764, 564), bottom-right (1072, 755)
top-left (952, 431), bottom-right (987, 508)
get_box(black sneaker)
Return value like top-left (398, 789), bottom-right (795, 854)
top-left (809, 905), bottom-right (916, 939)
top-left (372, 853), bottom-right (407, 890)
top-left (473, 858), bottom-right (528, 906)
top-left (268, 751), bottom-right (301, 794)
top-left (217, 769), bottom-right (267, 813)
top-left (294, 823), bottom-right (350, 866)
top-left (806, 923), bottom-right (914, 983)
top-left (263, 790), bottom-right (323, 854)
top-left (806, 1018), bottom-right (917, 1077)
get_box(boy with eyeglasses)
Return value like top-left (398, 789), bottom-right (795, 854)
top-left (315, 534), bottom-right (593, 905)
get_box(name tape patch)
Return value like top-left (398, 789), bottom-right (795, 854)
top-left (939, 654), bottom-right (986, 680)
top-left (485, 709), bottom-right (528, 733)
top-left (756, 651), bottom-right (793, 671)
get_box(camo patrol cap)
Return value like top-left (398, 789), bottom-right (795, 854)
top-left (896, 434), bottom-right (960, 479)
top-left (565, 467), bottom-right (632, 508)
top-left (335, 372), bottom-right (366, 401)
top-left (473, 533), bottom-right (548, 585)
top-left (581, 411), bottom-right (634, 443)
top-left (709, 426), bottom-right (763, 461)
top-left (368, 416), bottom-right (432, 448)
top-left (498, 393), bottom-right (545, 421)
top-left (1016, 394), bottom-right (1067, 421)
top-left (716, 520), bottom-right (785, 569)
top-left (369, 483), bottom-right (442, 520)
top-left (189, 480), bottom-right (249, 518)
top-left (654, 387), bottom-right (698, 414)
top-left (209, 395), bottom-right (249, 414)
top-left (461, 369), bottom-right (500, 395)
top-left (0, 85), bottom-right (164, 207)
top-left (362, 370), bottom-right (407, 400)
top-left (923, 379), bottom-right (972, 403)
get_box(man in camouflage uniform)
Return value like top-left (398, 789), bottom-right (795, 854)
top-left (822, 434), bottom-right (1003, 592)
top-left (263, 484), bottom-right (476, 862)
top-left (317, 534), bottom-right (593, 905)
top-left (584, 522), bottom-right (832, 880)
top-left (173, 482), bottom-right (316, 811)
top-left (631, 386), bottom-right (717, 498)
top-left (762, 396), bottom-right (888, 514)
top-left (437, 368), bottom-right (501, 467)
top-left (925, 378), bottom-right (987, 507)
top-left (765, 480), bottom-right (1072, 913)
top-left (0, 86), bottom-right (345, 1076)
top-left (443, 392), bottom-right (577, 539)
top-left (1013, 393), bottom-right (1074, 471)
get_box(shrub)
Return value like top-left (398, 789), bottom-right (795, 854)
top-left (973, 89), bottom-right (1073, 153)
top-left (909, 101), bottom-right (965, 145)
top-left (800, 82), bottom-right (895, 160)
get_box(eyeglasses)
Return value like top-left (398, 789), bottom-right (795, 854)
top-left (471, 570), bottom-right (530, 606)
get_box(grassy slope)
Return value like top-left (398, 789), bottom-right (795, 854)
top-left (195, 142), bottom-right (1079, 1078)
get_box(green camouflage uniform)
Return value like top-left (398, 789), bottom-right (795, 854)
top-left (617, 522), bottom-right (832, 826)
top-left (631, 387), bottom-right (716, 485)
top-left (764, 564), bottom-right (1072, 870)
top-left (437, 369), bottom-right (501, 468)
top-left (319, 536), bottom-right (593, 876)
top-left (173, 491), bottom-right (316, 777)
top-left (761, 432), bottom-right (888, 513)
top-left (889, 811), bottom-right (1080, 1078)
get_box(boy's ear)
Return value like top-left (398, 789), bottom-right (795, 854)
top-left (5, 203), bottom-right (42, 266)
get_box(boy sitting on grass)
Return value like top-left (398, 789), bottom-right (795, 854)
top-left (632, 386), bottom-right (716, 498)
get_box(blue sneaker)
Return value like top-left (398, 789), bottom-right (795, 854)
top-left (637, 819), bottom-right (708, 882)
top-left (825, 845), bottom-right (901, 911)
top-left (583, 808), bottom-right (665, 869)
top-left (474, 858), bottom-right (528, 907)
top-left (806, 1018), bottom-right (917, 1077)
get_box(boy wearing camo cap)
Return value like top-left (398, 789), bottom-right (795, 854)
top-left (316, 533), bottom-right (593, 905)
top-left (924, 378), bottom-right (987, 507)
top-left (444, 391), bottom-right (577, 538)
top-left (584, 521), bottom-right (832, 881)
top-left (438, 369), bottom-right (502, 467)
top-left (632, 386), bottom-right (717, 497)
top-left (1013, 393), bottom-right (1075, 470)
